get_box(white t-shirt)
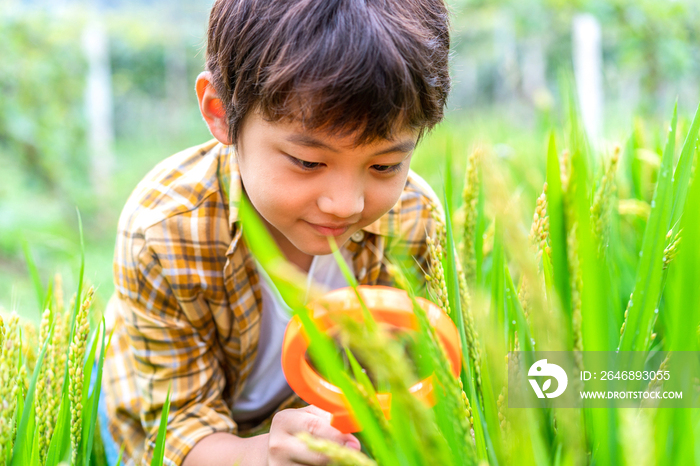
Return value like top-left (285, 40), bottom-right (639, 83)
top-left (230, 248), bottom-right (355, 423)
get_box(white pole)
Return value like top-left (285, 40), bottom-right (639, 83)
top-left (573, 13), bottom-right (604, 144)
top-left (83, 17), bottom-right (115, 197)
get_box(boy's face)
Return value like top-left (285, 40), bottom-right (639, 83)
top-left (236, 110), bottom-right (417, 267)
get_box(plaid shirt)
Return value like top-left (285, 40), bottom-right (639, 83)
top-left (102, 139), bottom-right (443, 466)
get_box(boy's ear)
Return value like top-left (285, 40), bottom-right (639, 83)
top-left (196, 71), bottom-right (232, 145)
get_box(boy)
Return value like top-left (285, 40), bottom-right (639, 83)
top-left (101, 0), bottom-right (451, 464)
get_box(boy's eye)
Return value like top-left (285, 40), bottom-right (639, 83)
top-left (300, 160), bottom-right (321, 169)
top-left (372, 163), bottom-right (404, 174)
top-left (287, 156), bottom-right (321, 170)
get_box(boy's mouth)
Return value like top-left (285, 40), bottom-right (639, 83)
top-left (306, 221), bottom-right (351, 237)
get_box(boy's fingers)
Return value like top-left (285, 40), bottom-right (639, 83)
top-left (300, 405), bottom-right (331, 421)
top-left (300, 410), bottom-right (359, 450)
top-left (344, 435), bottom-right (361, 450)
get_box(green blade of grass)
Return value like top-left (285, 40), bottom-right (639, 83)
top-left (545, 132), bottom-right (572, 321)
top-left (114, 444), bottom-right (125, 466)
top-left (625, 127), bottom-right (643, 201)
top-left (391, 259), bottom-right (477, 465)
top-left (150, 382), bottom-right (172, 466)
top-left (505, 267), bottom-right (533, 353)
top-left (29, 409), bottom-right (40, 466)
top-left (442, 163), bottom-right (495, 464)
top-left (660, 162), bottom-right (700, 464)
top-left (566, 104), bottom-right (622, 465)
top-left (542, 251), bottom-right (555, 312)
top-left (80, 322), bottom-right (101, 436)
top-left (344, 343), bottom-right (407, 458)
top-left (9, 318), bottom-right (54, 465)
top-left (345, 349), bottom-right (377, 399)
top-left (83, 319), bottom-right (107, 466)
top-left (572, 129), bottom-right (618, 351)
top-left (506, 266), bottom-right (559, 462)
top-left (619, 103), bottom-right (678, 352)
top-left (327, 236), bottom-right (378, 333)
top-left (44, 362), bottom-right (73, 465)
top-left (72, 208), bottom-right (86, 337)
top-left (670, 101), bottom-right (700, 228)
top-left (666, 123), bottom-right (700, 352)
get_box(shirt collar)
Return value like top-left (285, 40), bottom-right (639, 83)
top-left (217, 142), bottom-right (402, 238)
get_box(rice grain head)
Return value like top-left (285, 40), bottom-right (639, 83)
top-left (21, 320), bottom-right (39, 375)
top-left (457, 265), bottom-right (482, 390)
top-left (640, 354), bottom-right (670, 409)
top-left (42, 303), bottom-right (70, 460)
top-left (590, 146), bottom-right (620, 256)
top-left (69, 286), bottom-right (94, 465)
top-left (425, 216), bottom-right (450, 316)
top-left (461, 148), bottom-right (482, 286)
top-left (0, 312), bottom-right (21, 465)
top-left (35, 307), bottom-right (52, 463)
top-left (297, 432), bottom-right (377, 466)
top-left (663, 228), bottom-right (682, 270)
top-left (55, 273), bottom-right (65, 314)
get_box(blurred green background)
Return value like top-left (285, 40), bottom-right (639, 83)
top-left (2, 0), bottom-right (699, 321)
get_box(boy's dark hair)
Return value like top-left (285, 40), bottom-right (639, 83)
top-left (206, 0), bottom-right (450, 146)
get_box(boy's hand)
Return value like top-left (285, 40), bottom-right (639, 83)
top-left (268, 405), bottom-right (361, 465)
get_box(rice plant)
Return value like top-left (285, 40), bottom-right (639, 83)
top-left (0, 222), bottom-right (172, 466)
top-left (241, 100), bottom-right (700, 466)
top-left (3, 101), bottom-right (699, 466)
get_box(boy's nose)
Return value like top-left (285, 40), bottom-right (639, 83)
top-left (317, 184), bottom-right (364, 219)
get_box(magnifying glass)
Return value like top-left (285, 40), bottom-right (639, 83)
top-left (281, 285), bottom-right (462, 433)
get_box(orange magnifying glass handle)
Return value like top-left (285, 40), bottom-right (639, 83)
top-left (281, 285), bottom-right (461, 433)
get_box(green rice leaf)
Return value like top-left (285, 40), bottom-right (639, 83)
top-left (670, 101), bottom-right (700, 228)
top-left (666, 124), bottom-right (700, 352)
top-left (619, 103), bottom-right (677, 352)
top-left (150, 382), bottom-right (172, 466)
top-left (80, 325), bottom-right (101, 440)
top-left (545, 132), bottom-right (572, 320)
top-left (567, 105), bottom-right (622, 465)
top-left (114, 444), bottom-right (126, 466)
top-left (345, 349), bottom-right (377, 398)
top-left (29, 410), bottom-right (40, 466)
top-left (442, 170), bottom-right (495, 464)
top-left (542, 251), bottom-right (555, 310)
top-left (571, 127), bottom-right (617, 352)
top-left (9, 316), bottom-right (54, 466)
top-left (328, 236), bottom-right (377, 332)
top-left (660, 150), bottom-right (700, 463)
top-left (394, 260), bottom-right (477, 465)
top-left (83, 319), bottom-right (107, 466)
top-left (505, 266), bottom-right (533, 353)
top-left (72, 208), bottom-right (86, 338)
top-left (44, 365), bottom-right (72, 465)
